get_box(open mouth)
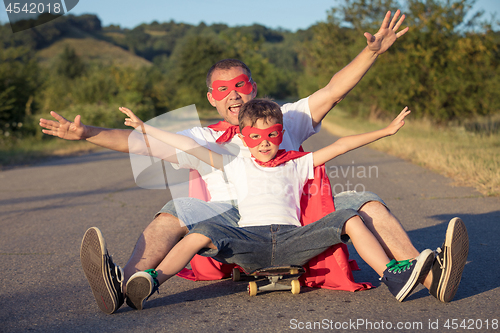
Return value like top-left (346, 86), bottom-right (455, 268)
top-left (228, 103), bottom-right (242, 114)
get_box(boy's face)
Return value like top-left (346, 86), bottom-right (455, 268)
top-left (207, 67), bottom-right (257, 126)
top-left (239, 117), bottom-right (282, 163)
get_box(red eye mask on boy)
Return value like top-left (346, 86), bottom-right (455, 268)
top-left (241, 124), bottom-right (283, 148)
top-left (210, 74), bottom-right (253, 101)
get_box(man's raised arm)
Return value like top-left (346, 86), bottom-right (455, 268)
top-left (39, 111), bottom-right (179, 163)
top-left (308, 10), bottom-right (409, 127)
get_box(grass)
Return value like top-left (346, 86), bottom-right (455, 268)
top-left (0, 136), bottom-right (103, 170)
top-left (36, 37), bottom-right (152, 69)
top-left (323, 110), bottom-right (500, 197)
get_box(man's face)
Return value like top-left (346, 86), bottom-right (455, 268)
top-left (238, 117), bottom-right (282, 163)
top-left (207, 67), bottom-right (257, 125)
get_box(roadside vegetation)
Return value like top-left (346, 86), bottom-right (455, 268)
top-left (1, 0), bottom-right (499, 195)
top-left (323, 110), bottom-right (500, 196)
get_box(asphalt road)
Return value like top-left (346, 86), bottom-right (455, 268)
top-left (1, 127), bottom-right (499, 333)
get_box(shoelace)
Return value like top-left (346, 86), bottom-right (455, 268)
top-left (144, 269), bottom-right (160, 299)
top-left (106, 253), bottom-right (124, 290)
top-left (387, 259), bottom-right (413, 273)
top-left (435, 247), bottom-right (444, 269)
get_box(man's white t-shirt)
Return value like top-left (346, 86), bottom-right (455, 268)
top-left (222, 154), bottom-right (315, 227)
top-left (174, 97), bottom-right (319, 202)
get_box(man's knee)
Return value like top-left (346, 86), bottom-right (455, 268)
top-left (149, 213), bottom-right (189, 236)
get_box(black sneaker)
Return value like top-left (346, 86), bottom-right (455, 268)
top-left (80, 227), bottom-right (124, 314)
top-left (380, 249), bottom-right (434, 302)
top-left (429, 217), bottom-right (469, 302)
top-left (126, 269), bottom-right (160, 310)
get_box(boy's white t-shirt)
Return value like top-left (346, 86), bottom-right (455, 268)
top-left (174, 97), bottom-right (320, 202)
top-left (222, 154), bottom-right (315, 227)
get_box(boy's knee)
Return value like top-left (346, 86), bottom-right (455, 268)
top-left (185, 233), bottom-right (217, 250)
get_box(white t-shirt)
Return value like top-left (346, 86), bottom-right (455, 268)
top-left (174, 97), bottom-right (319, 202)
top-left (222, 154), bottom-right (315, 227)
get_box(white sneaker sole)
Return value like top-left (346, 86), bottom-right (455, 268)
top-left (80, 227), bottom-right (122, 314)
top-left (126, 272), bottom-right (154, 310)
top-left (396, 249), bottom-right (434, 302)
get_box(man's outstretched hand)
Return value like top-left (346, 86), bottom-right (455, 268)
top-left (365, 10), bottom-right (409, 55)
top-left (39, 111), bottom-right (86, 141)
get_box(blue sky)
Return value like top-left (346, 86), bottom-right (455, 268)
top-left (1, 0), bottom-right (499, 31)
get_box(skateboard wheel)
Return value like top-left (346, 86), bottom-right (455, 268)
top-left (291, 280), bottom-right (301, 294)
top-left (232, 268), bottom-right (241, 282)
top-left (290, 269), bottom-right (299, 275)
top-left (248, 281), bottom-right (258, 296)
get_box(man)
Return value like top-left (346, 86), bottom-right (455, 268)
top-left (40, 11), bottom-right (469, 314)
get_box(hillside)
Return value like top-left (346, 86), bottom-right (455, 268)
top-left (36, 37), bottom-right (152, 69)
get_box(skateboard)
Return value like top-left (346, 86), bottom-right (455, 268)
top-left (232, 265), bottom-right (305, 296)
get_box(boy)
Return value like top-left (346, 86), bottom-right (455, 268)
top-left (118, 99), bottom-right (434, 309)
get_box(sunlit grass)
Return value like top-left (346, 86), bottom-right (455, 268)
top-left (0, 136), bottom-right (101, 169)
top-left (323, 110), bottom-right (500, 197)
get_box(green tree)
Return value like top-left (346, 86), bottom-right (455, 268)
top-left (0, 46), bottom-right (39, 141)
top-left (299, 0), bottom-right (500, 122)
top-left (56, 45), bottom-right (86, 79)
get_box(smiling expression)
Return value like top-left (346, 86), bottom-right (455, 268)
top-left (207, 67), bottom-right (257, 126)
top-left (238, 117), bottom-right (283, 163)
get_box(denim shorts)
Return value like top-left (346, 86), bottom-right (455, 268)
top-left (188, 209), bottom-right (359, 273)
top-left (155, 190), bottom-right (386, 228)
top-left (156, 198), bottom-right (240, 229)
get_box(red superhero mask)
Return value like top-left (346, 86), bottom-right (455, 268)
top-left (210, 74), bottom-right (253, 101)
top-left (241, 124), bottom-right (283, 148)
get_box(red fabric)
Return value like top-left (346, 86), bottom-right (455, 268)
top-left (176, 145), bottom-right (372, 291)
top-left (253, 149), bottom-right (308, 167)
top-left (297, 165), bottom-right (373, 291)
top-left (208, 121), bottom-right (240, 144)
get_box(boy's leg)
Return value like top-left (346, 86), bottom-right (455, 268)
top-left (126, 233), bottom-right (215, 310)
top-left (123, 212), bottom-right (189, 287)
top-left (342, 215), bottom-right (434, 301)
top-left (123, 198), bottom-right (238, 286)
top-left (342, 215), bottom-right (390, 276)
top-left (334, 191), bottom-right (469, 301)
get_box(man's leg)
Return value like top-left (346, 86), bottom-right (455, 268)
top-left (335, 191), bottom-right (469, 302)
top-left (123, 212), bottom-right (188, 287)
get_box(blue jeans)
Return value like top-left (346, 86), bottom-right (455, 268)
top-left (156, 191), bottom-right (387, 273)
top-left (188, 209), bottom-right (359, 273)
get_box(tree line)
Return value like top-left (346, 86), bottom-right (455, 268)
top-left (0, 0), bottom-right (499, 147)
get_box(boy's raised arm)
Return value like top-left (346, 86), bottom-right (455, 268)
top-left (312, 107), bottom-right (410, 167)
top-left (120, 107), bottom-right (223, 170)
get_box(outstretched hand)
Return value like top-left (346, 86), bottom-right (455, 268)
top-left (364, 10), bottom-right (409, 55)
top-left (119, 107), bottom-right (144, 130)
top-left (386, 106), bottom-right (411, 135)
top-left (39, 111), bottom-right (86, 141)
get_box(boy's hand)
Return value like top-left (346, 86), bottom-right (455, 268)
top-left (119, 107), bottom-right (144, 130)
top-left (364, 10), bottom-right (409, 55)
top-left (386, 106), bottom-right (411, 135)
top-left (39, 111), bottom-right (87, 140)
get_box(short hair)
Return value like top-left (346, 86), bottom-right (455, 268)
top-left (238, 98), bottom-right (283, 131)
top-left (206, 59), bottom-right (252, 88)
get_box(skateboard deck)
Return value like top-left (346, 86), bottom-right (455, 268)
top-left (232, 265), bottom-right (305, 296)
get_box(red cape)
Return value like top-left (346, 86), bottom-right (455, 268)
top-left (176, 146), bottom-right (372, 291)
